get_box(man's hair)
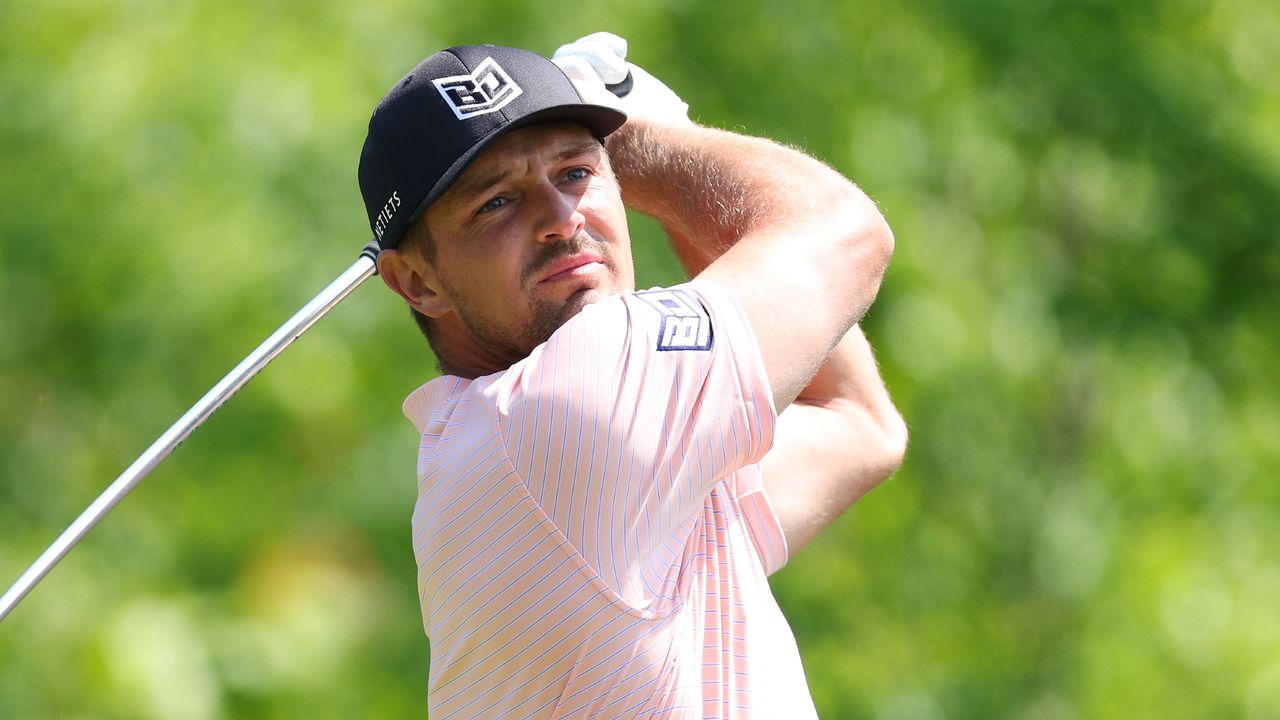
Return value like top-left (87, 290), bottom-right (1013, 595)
top-left (401, 216), bottom-right (442, 355)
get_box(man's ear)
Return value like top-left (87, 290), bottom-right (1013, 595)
top-left (377, 248), bottom-right (453, 318)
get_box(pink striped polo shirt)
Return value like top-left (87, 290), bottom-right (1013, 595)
top-left (402, 281), bottom-right (817, 719)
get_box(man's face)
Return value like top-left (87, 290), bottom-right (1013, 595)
top-left (419, 121), bottom-right (635, 367)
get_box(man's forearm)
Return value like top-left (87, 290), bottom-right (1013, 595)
top-left (607, 120), bottom-right (740, 274)
top-left (606, 119), bottom-right (868, 277)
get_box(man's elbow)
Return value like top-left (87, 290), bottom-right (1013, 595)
top-left (833, 189), bottom-right (895, 289)
top-left (861, 205), bottom-right (895, 269)
top-left (865, 407), bottom-right (908, 484)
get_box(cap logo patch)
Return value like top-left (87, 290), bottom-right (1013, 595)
top-left (433, 57), bottom-right (523, 120)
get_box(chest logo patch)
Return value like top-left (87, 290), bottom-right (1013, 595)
top-left (637, 289), bottom-right (714, 351)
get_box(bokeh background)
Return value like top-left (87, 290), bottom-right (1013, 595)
top-left (2, 0), bottom-right (1278, 717)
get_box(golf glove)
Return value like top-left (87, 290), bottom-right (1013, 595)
top-left (553, 32), bottom-right (691, 124)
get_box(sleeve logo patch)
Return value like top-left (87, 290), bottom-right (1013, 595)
top-left (637, 289), bottom-right (714, 351)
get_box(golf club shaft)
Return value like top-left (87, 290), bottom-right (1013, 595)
top-left (0, 246), bottom-right (380, 622)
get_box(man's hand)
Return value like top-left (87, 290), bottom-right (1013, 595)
top-left (553, 31), bottom-right (691, 124)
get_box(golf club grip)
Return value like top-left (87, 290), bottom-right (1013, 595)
top-left (361, 237), bottom-right (382, 267)
top-left (606, 71), bottom-right (634, 98)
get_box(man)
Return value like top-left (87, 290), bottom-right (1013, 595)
top-left (358, 34), bottom-right (906, 718)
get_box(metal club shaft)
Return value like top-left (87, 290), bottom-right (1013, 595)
top-left (0, 244), bottom-right (380, 622)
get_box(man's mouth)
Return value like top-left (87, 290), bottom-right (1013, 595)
top-left (536, 253), bottom-right (606, 284)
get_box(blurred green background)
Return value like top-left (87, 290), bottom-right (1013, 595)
top-left (2, 0), bottom-right (1278, 717)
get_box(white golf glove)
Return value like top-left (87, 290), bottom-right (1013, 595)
top-left (553, 32), bottom-right (691, 124)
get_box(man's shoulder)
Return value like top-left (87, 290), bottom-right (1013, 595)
top-left (561, 282), bottom-right (731, 350)
top-left (629, 286), bottom-right (715, 352)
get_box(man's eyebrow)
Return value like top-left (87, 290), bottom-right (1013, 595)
top-left (554, 139), bottom-right (605, 161)
top-left (451, 168), bottom-right (511, 204)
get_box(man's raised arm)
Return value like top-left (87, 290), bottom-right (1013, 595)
top-left (552, 32), bottom-right (907, 555)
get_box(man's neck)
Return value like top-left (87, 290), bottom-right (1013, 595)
top-left (430, 317), bottom-right (522, 379)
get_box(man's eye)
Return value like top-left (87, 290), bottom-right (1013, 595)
top-left (477, 196), bottom-right (507, 215)
top-left (565, 167), bottom-right (590, 182)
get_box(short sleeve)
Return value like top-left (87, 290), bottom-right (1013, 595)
top-left (490, 281), bottom-right (777, 605)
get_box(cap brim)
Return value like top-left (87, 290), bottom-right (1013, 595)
top-left (406, 102), bottom-right (627, 227)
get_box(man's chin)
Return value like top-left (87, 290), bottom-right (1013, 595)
top-left (527, 285), bottom-right (617, 346)
top-left (516, 274), bottom-right (630, 350)
top-left (557, 287), bottom-right (604, 322)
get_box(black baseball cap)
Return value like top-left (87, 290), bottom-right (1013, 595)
top-left (358, 44), bottom-right (627, 250)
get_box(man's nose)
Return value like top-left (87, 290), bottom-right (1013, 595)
top-left (532, 183), bottom-right (586, 242)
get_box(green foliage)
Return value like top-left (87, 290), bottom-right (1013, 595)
top-left (2, 1), bottom-right (1277, 717)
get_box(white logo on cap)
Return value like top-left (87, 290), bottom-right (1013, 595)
top-left (433, 57), bottom-right (523, 120)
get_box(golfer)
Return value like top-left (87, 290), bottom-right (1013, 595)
top-left (358, 33), bottom-right (906, 719)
